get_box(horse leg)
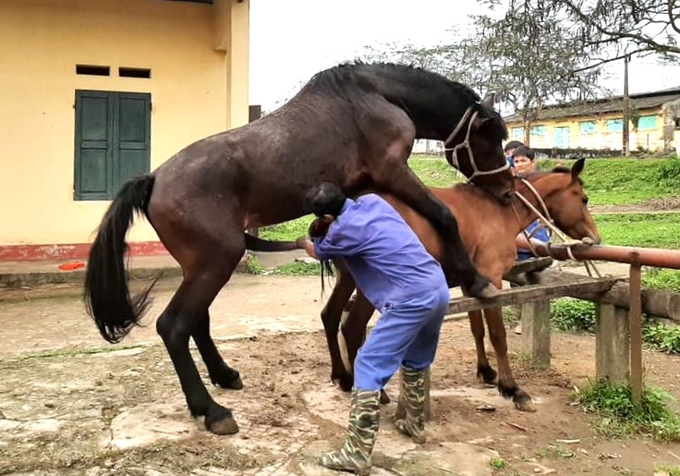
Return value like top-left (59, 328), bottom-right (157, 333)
top-left (469, 309), bottom-right (497, 385)
top-left (484, 307), bottom-right (536, 412)
top-left (155, 238), bottom-right (245, 434)
top-left (320, 259), bottom-right (357, 391)
top-left (192, 310), bottom-right (243, 390)
top-left (338, 290), bottom-right (390, 404)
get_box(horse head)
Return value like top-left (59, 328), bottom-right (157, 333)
top-left (444, 93), bottom-right (514, 201)
top-left (534, 158), bottom-right (601, 244)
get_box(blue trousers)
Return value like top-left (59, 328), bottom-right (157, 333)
top-left (354, 283), bottom-right (450, 391)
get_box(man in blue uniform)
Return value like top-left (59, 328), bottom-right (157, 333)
top-left (297, 182), bottom-right (450, 475)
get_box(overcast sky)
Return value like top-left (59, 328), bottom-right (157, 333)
top-left (248, 0), bottom-right (680, 113)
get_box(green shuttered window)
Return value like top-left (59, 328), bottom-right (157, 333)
top-left (74, 90), bottom-right (151, 201)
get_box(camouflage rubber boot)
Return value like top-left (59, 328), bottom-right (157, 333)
top-left (394, 366), bottom-right (427, 444)
top-left (318, 388), bottom-right (381, 475)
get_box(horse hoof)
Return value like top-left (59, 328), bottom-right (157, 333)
top-left (205, 406), bottom-right (240, 435)
top-left (208, 416), bottom-right (240, 435)
top-left (333, 374), bottom-right (354, 392)
top-left (380, 390), bottom-right (391, 405)
top-left (476, 365), bottom-right (497, 385)
top-left (228, 376), bottom-right (244, 390)
top-left (477, 284), bottom-right (500, 300)
top-left (513, 391), bottom-right (537, 412)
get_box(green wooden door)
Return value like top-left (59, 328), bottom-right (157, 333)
top-left (74, 90), bottom-right (151, 200)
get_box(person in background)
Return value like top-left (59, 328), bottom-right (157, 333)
top-left (297, 182), bottom-right (450, 475)
top-left (503, 140), bottom-right (525, 169)
top-left (510, 146), bottom-right (550, 334)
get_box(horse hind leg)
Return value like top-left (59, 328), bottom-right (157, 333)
top-left (156, 239), bottom-right (245, 434)
top-left (469, 309), bottom-right (497, 385)
top-left (483, 307), bottom-right (536, 412)
top-left (192, 310), bottom-right (243, 390)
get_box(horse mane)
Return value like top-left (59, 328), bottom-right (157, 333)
top-left (301, 61), bottom-right (507, 142)
top-left (523, 166), bottom-right (583, 185)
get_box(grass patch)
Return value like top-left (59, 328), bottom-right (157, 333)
top-left (573, 379), bottom-right (680, 441)
top-left (538, 157), bottom-right (680, 206)
top-left (643, 323), bottom-right (680, 354)
top-left (594, 212), bottom-right (680, 248)
top-left (550, 298), bottom-right (597, 334)
top-left (643, 268), bottom-right (680, 292)
top-left (655, 464), bottom-right (680, 476)
top-left (490, 457), bottom-right (506, 469)
top-left (273, 261), bottom-right (322, 276)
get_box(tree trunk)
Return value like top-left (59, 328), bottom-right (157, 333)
top-left (523, 118), bottom-right (531, 146)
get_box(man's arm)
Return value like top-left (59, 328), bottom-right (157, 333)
top-left (297, 236), bottom-right (320, 260)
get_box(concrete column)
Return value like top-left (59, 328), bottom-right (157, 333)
top-left (213, 0), bottom-right (250, 130)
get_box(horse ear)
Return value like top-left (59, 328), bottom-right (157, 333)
top-left (571, 158), bottom-right (586, 179)
top-left (480, 93), bottom-right (496, 109)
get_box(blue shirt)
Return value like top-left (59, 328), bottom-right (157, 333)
top-left (313, 194), bottom-right (447, 310)
top-left (517, 219), bottom-right (550, 261)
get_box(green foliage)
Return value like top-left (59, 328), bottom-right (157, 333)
top-left (539, 158), bottom-right (680, 206)
top-left (574, 379), bottom-right (680, 441)
top-left (655, 464), bottom-right (680, 476)
top-left (244, 253), bottom-right (264, 275)
top-left (643, 323), bottom-right (680, 355)
top-left (489, 457), bottom-right (506, 470)
top-left (642, 268), bottom-right (680, 293)
top-left (273, 261), bottom-right (322, 276)
top-left (657, 157), bottom-right (680, 190)
top-left (550, 298), bottom-right (597, 333)
top-left (594, 213), bottom-right (680, 248)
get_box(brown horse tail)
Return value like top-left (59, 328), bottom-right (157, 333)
top-left (83, 174), bottom-right (157, 344)
top-left (243, 233), bottom-right (300, 252)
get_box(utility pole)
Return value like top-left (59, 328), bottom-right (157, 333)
top-left (623, 55), bottom-right (630, 157)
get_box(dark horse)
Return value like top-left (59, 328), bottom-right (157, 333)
top-left (321, 160), bottom-right (600, 411)
top-left (83, 62), bottom-right (513, 435)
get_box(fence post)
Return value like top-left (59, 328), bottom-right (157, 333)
top-left (520, 299), bottom-right (551, 368)
top-left (595, 303), bottom-right (630, 384)
top-left (395, 367), bottom-right (433, 421)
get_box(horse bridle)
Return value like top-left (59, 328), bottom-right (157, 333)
top-left (443, 105), bottom-right (511, 182)
top-left (512, 177), bottom-right (601, 277)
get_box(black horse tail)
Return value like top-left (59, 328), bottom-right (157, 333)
top-left (83, 174), bottom-right (157, 344)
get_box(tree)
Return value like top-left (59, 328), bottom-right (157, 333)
top-left (485, 0), bottom-right (680, 70)
top-left (456, 10), bottom-right (604, 145)
top-left (356, 11), bottom-right (604, 146)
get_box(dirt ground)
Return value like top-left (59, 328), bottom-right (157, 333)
top-left (1, 274), bottom-right (680, 476)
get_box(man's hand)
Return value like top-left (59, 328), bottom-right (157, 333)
top-left (296, 236), bottom-right (319, 260)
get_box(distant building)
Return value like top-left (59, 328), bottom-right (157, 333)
top-left (503, 87), bottom-right (680, 154)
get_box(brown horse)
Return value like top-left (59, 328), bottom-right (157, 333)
top-left (82, 62), bottom-right (514, 435)
top-left (319, 159), bottom-right (601, 411)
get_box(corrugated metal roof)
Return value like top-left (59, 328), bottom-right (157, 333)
top-left (504, 87), bottom-right (680, 123)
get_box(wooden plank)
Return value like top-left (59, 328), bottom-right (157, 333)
top-left (506, 257), bottom-right (554, 276)
top-left (520, 268), bottom-right (680, 322)
top-left (629, 257), bottom-right (643, 405)
top-left (447, 277), bottom-right (618, 315)
top-left (521, 300), bottom-right (551, 368)
top-left (596, 303), bottom-right (630, 384)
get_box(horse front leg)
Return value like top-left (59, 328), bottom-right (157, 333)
top-left (484, 307), bottom-right (536, 412)
top-left (320, 259), bottom-right (357, 391)
top-left (369, 157), bottom-right (497, 299)
top-left (340, 290), bottom-right (391, 404)
top-left (469, 309), bottom-right (497, 385)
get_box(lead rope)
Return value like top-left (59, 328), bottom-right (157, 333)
top-left (513, 178), bottom-right (602, 278)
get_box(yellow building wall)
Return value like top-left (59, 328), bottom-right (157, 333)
top-left (0, 0), bottom-right (250, 246)
top-left (506, 110), bottom-right (665, 152)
